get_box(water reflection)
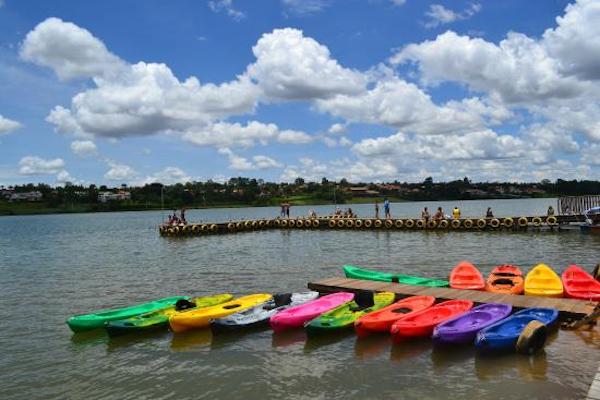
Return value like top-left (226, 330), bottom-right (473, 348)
top-left (431, 344), bottom-right (476, 371)
top-left (271, 329), bottom-right (306, 348)
top-left (390, 339), bottom-right (431, 363)
top-left (354, 334), bottom-right (393, 359)
top-left (304, 330), bottom-right (354, 352)
top-left (106, 329), bottom-right (169, 351)
top-left (475, 352), bottom-right (548, 381)
top-left (69, 329), bottom-right (107, 347)
top-left (170, 329), bottom-right (212, 351)
top-left (574, 326), bottom-right (600, 349)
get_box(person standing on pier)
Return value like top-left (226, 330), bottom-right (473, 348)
top-left (375, 201), bottom-right (380, 219)
top-left (384, 198), bottom-right (391, 219)
top-left (421, 207), bottom-right (430, 221)
top-left (285, 203), bottom-right (290, 218)
top-left (453, 206), bottom-right (461, 219)
top-left (547, 206), bottom-right (555, 216)
top-left (433, 207), bottom-right (444, 220)
top-left (486, 207), bottom-right (494, 218)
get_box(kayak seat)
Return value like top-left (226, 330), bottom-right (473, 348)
top-left (274, 293), bottom-right (293, 307)
top-left (494, 272), bottom-right (518, 277)
top-left (175, 299), bottom-right (196, 311)
top-left (350, 291), bottom-right (375, 311)
top-left (493, 278), bottom-right (515, 286)
top-left (392, 307), bottom-right (413, 314)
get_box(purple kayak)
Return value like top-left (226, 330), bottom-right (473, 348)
top-left (432, 303), bottom-right (512, 344)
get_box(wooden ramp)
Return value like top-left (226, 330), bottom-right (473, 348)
top-left (308, 277), bottom-right (597, 319)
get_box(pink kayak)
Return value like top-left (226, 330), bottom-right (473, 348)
top-left (270, 292), bottom-right (354, 333)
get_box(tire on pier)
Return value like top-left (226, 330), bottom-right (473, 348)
top-left (451, 219), bottom-right (461, 229)
top-left (518, 217), bottom-right (528, 227)
top-left (464, 219), bottom-right (474, 229)
top-left (531, 217), bottom-right (542, 227)
top-left (405, 219), bottom-right (415, 228)
top-left (489, 218), bottom-right (501, 228)
top-left (427, 219), bottom-right (437, 229)
top-left (183, 225), bottom-right (192, 235)
top-left (288, 219), bottom-right (296, 228)
top-left (502, 217), bottom-right (514, 228)
top-left (312, 219), bottom-right (320, 228)
top-left (438, 219), bottom-right (449, 229)
top-left (281, 219), bottom-right (289, 228)
top-left (394, 219), bottom-right (404, 229)
top-left (296, 219), bottom-right (304, 228)
top-left (244, 220), bottom-right (253, 229)
top-left (477, 219), bottom-right (487, 229)
top-left (328, 219), bottom-right (336, 228)
top-left (258, 220), bottom-right (266, 228)
top-left (337, 219), bottom-right (345, 228)
top-left (516, 320), bottom-right (547, 355)
top-left (364, 219), bottom-right (373, 228)
top-left (236, 222), bottom-right (244, 230)
top-left (374, 219), bottom-right (383, 228)
top-left (546, 216), bottom-right (557, 226)
top-left (355, 219), bottom-right (363, 228)
top-left (227, 222), bottom-right (236, 232)
top-left (416, 219), bottom-right (426, 229)
top-left (346, 219), bottom-right (355, 228)
top-left (251, 220), bottom-right (259, 229)
top-left (192, 225), bottom-right (201, 234)
top-left (273, 219), bottom-right (281, 228)
top-left (201, 224), bottom-right (209, 233)
top-left (384, 219), bottom-right (393, 229)
top-left (209, 224), bottom-right (218, 233)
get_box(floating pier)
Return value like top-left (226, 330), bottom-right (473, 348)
top-left (159, 215), bottom-right (584, 237)
top-left (307, 277), bottom-right (597, 320)
top-left (588, 364), bottom-right (600, 400)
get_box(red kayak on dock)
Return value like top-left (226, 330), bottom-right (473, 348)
top-left (562, 265), bottom-right (600, 301)
top-left (450, 262), bottom-right (485, 290)
top-left (354, 296), bottom-right (435, 338)
top-left (390, 299), bottom-right (473, 342)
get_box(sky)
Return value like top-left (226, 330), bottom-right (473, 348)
top-left (1, 0), bottom-right (599, 186)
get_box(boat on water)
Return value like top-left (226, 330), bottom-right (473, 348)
top-left (343, 265), bottom-right (449, 287)
top-left (67, 296), bottom-right (188, 333)
top-left (580, 206), bottom-right (600, 234)
top-left (524, 264), bottom-right (564, 297)
top-left (449, 261), bottom-right (485, 290)
top-left (561, 265), bottom-right (600, 301)
top-left (305, 292), bottom-right (395, 335)
top-left (485, 265), bottom-right (524, 294)
top-left (432, 303), bottom-right (512, 344)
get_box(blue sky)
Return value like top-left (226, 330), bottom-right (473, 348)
top-left (1, 0), bottom-right (599, 186)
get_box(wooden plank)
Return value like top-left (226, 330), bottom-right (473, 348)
top-left (308, 277), bottom-right (596, 318)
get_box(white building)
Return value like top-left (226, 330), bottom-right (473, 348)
top-left (98, 191), bottom-right (131, 203)
top-left (8, 191), bottom-right (43, 202)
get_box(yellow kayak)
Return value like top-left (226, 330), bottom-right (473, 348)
top-left (524, 264), bottom-right (564, 297)
top-left (169, 293), bottom-right (272, 333)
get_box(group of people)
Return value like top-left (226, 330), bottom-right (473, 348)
top-left (280, 203), bottom-right (291, 218)
top-left (374, 198), bottom-right (392, 219)
top-left (166, 208), bottom-right (186, 225)
top-left (420, 206), bottom-right (462, 221)
top-left (334, 207), bottom-right (356, 218)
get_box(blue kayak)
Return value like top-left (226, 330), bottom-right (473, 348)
top-left (475, 308), bottom-right (558, 352)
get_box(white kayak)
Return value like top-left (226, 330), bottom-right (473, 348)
top-left (211, 292), bottom-right (319, 332)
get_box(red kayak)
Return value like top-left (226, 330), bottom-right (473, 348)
top-left (390, 299), bottom-right (473, 342)
top-left (450, 261), bottom-right (485, 290)
top-left (562, 265), bottom-right (600, 301)
top-left (354, 296), bottom-right (435, 338)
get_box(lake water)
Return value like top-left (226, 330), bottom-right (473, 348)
top-left (1, 198), bottom-right (599, 400)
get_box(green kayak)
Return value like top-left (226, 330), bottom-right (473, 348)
top-left (305, 292), bottom-right (395, 335)
top-left (105, 294), bottom-right (233, 337)
top-left (67, 296), bottom-right (188, 333)
top-left (343, 265), bottom-right (449, 287)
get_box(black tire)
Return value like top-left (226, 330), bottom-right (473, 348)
top-left (516, 320), bottom-right (547, 355)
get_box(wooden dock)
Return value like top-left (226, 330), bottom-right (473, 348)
top-left (307, 277), bottom-right (597, 319)
top-left (588, 364), bottom-right (600, 400)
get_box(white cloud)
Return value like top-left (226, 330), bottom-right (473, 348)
top-left (0, 114), bottom-right (21, 135)
top-left (281, 0), bottom-right (330, 16)
top-left (56, 170), bottom-right (75, 183)
top-left (19, 156), bottom-right (65, 175)
top-left (140, 166), bottom-right (191, 185)
top-left (218, 148), bottom-right (282, 170)
top-left (70, 140), bottom-right (97, 156)
top-left (424, 3), bottom-right (481, 28)
top-left (247, 28), bottom-right (367, 100)
top-left (280, 157), bottom-right (399, 182)
top-left (208, 0), bottom-right (245, 21)
top-left (390, 0), bottom-right (406, 6)
top-left (277, 129), bottom-right (313, 144)
top-left (328, 123), bottom-right (346, 135)
top-left (20, 17), bottom-right (127, 81)
top-left (104, 161), bottom-right (136, 181)
top-left (0, 0), bottom-right (4, 9)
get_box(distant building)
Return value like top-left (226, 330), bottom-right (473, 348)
top-left (347, 187), bottom-right (380, 197)
top-left (98, 191), bottom-right (131, 203)
top-left (8, 191), bottom-right (43, 202)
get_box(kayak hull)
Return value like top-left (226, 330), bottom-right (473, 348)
top-left (305, 292), bottom-right (395, 335)
top-left (169, 294), bottom-right (272, 333)
top-left (390, 299), bottom-right (473, 341)
top-left (485, 265), bottom-right (524, 295)
top-left (67, 296), bottom-right (188, 333)
top-left (354, 295), bottom-right (436, 337)
top-left (106, 294), bottom-right (233, 337)
top-left (475, 307), bottom-right (558, 352)
top-left (450, 261), bottom-right (485, 290)
top-left (562, 265), bottom-right (600, 301)
top-left (270, 292), bottom-right (355, 333)
top-left (211, 292), bottom-right (319, 333)
top-left (524, 264), bottom-right (564, 297)
top-left (432, 303), bottom-right (512, 344)
top-left (343, 265), bottom-right (448, 287)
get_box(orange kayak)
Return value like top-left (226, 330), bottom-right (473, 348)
top-left (354, 296), bottom-right (435, 338)
top-left (562, 265), bottom-right (600, 301)
top-left (390, 299), bottom-right (473, 341)
top-left (450, 261), bottom-right (485, 290)
top-left (485, 265), bottom-right (524, 294)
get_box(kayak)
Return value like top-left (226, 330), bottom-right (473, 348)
top-left (562, 265), bottom-right (600, 301)
top-left (305, 292), bottom-right (395, 335)
top-left (67, 296), bottom-right (188, 333)
top-left (169, 294), bottom-right (272, 333)
top-left (354, 295), bottom-right (436, 338)
top-left (475, 307), bottom-right (558, 352)
top-left (524, 264), bottom-right (564, 297)
top-left (390, 299), bottom-right (473, 341)
top-left (105, 294), bottom-right (233, 337)
top-left (343, 265), bottom-right (448, 287)
top-left (211, 292), bottom-right (319, 333)
top-left (450, 261), bottom-right (485, 290)
top-left (485, 265), bottom-right (524, 294)
top-left (270, 292), bottom-right (355, 333)
top-left (432, 303), bottom-right (512, 344)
